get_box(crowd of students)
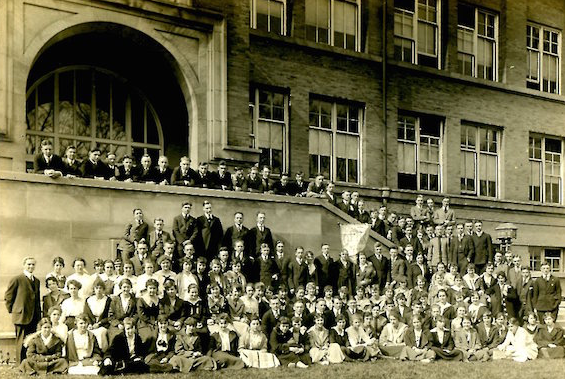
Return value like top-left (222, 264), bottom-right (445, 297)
top-left (5, 190), bottom-right (565, 375)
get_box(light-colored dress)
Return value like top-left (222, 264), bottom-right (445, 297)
top-left (66, 273), bottom-right (94, 299)
top-left (60, 296), bottom-right (85, 329)
top-left (494, 327), bottom-right (538, 362)
top-left (238, 330), bottom-right (280, 368)
top-left (308, 326), bottom-right (345, 364)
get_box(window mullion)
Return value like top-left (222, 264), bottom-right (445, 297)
top-left (473, 9), bottom-right (479, 77)
top-left (415, 117), bottom-right (420, 190)
top-left (413, 3), bottom-right (418, 64)
top-left (330, 0), bottom-right (334, 47)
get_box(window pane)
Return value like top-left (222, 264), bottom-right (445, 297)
top-left (111, 81), bottom-right (126, 142)
top-left (26, 90), bottom-right (37, 131)
top-left (147, 109), bottom-right (159, 145)
top-left (418, 22), bottom-right (436, 55)
top-left (75, 70), bottom-right (92, 137)
top-left (95, 72), bottom-right (111, 140)
top-left (337, 157), bottom-right (347, 182)
top-left (398, 142), bottom-right (416, 173)
top-left (131, 93), bottom-right (144, 143)
top-left (337, 104), bottom-right (348, 131)
top-left (58, 71), bottom-right (73, 135)
top-left (458, 3), bottom-right (475, 28)
top-left (348, 158), bottom-right (358, 183)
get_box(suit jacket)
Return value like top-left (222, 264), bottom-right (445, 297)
top-left (66, 330), bottom-right (102, 363)
top-left (172, 214), bottom-right (198, 249)
top-left (314, 254), bottom-right (334, 291)
top-left (210, 171), bottom-right (233, 190)
top-left (262, 309), bottom-right (285, 339)
top-left (109, 295), bottom-right (137, 327)
top-left (116, 165), bottom-right (138, 182)
top-left (270, 327), bottom-right (310, 354)
top-left (192, 172), bottom-right (214, 188)
top-left (390, 257), bottom-right (406, 283)
top-left (507, 266), bottom-right (523, 289)
top-left (427, 237), bottom-right (448, 267)
top-left (26, 333), bottom-right (65, 361)
top-left (260, 176), bottom-right (274, 193)
top-left (84, 296), bottom-right (112, 327)
top-left (130, 254), bottom-right (147, 276)
top-left (147, 230), bottom-right (172, 257)
top-left (4, 273), bottom-right (41, 325)
top-left (533, 275), bottom-right (562, 311)
top-left (195, 215), bottom-right (224, 259)
top-left (407, 262), bottom-right (429, 289)
top-left (170, 166), bottom-right (196, 186)
top-left (371, 218), bottom-right (388, 237)
top-left (104, 164), bottom-right (118, 180)
top-left (242, 175), bottom-right (262, 193)
top-left (429, 328), bottom-right (455, 350)
top-left (337, 201), bottom-right (356, 217)
top-left (118, 221), bottom-right (149, 254)
top-left (471, 232), bottom-right (493, 265)
top-left (153, 167), bottom-right (173, 184)
top-left (62, 158), bottom-right (82, 176)
top-left (159, 296), bottom-right (187, 324)
top-left (42, 291), bottom-right (70, 317)
top-left (222, 225), bottom-right (249, 252)
top-left (289, 180), bottom-right (309, 196)
top-left (33, 153), bottom-right (64, 174)
top-left (517, 278), bottom-right (535, 314)
top-left (410, 205), bottom-right (428, 224)
top-left (136, 167), bottom-right (157, 183)
top-left (334, 260), bottom-right (354, 294)
top-left (404, 327), bottom-right (432, 348)
top-left (274, 255), bottom-right (290, 288)
top-left (449, 234), bottom-right (474, 267)
top-left (368, 254), bottom-right (391, 290)
top-left (357, 211), bottom-right (371, 224)
top-left (433, 207), bottom-right (455, 226)
top-left (256, 255), bottom-right (279, 287)
top-left (453, 329), bottom-right (482, 351)
top-left (476, 323), bottom-right (499, 348)
top-left (246, 226), bottom-right (274, 258)
top-left (208, 330), bottom-right (239, 354)
top-left (287, 259), bottom-right (309, 291)
top-left (273, 180), bottom-right (292, 195)
top-left (81, 159), bottom-right (107, 178)
top-left (104, 331), bottom-right (146, 362)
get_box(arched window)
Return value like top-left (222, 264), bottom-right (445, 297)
top-left (25, 66), bottom-right (164, 170)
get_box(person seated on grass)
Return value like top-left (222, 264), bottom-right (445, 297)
top-left (524, 312), bottom-right (540, 337)
top-left (169, 317), bottom-right (216, 372)
top-left (66, 314), bottom-right (103, 375)
top-left (60, 279), bottom-right (85, 331)
top-left (270, 316), bottom-right (311, 368)
top-left (378, 310), bottom-right (407, 359)
top-left (493, 317), bottom-right (538, 362)
top-left (429, 316), bottom-right (463, 361)
top-left (468, 291), bottom-right (488, 325)
top-left (145, 315), bottom-right (176, 373)
top-left (453, 316), bottom-right (489, 362)
top-left (207, 283), bottom-right (229, 322)
top-left (136, 278), bottom-right (160, 344)
top-left (329, 314), bottom-right (356, 362)
top-left (159, 279), bottom-right (187, 332)
top-left (19, 318), bottom-right (68, 375)
top-left (308, 313), bottom-right (345, 365)
top-left (451, 304), bottom-right (468, 334)
top-left (345, 314), bottom-right (380, 361)
top-left (399, 315), bottom-right (435, 362)
top-left (43, 276), bottom-right (70, 317)
top-left (238, 315), bottom-right (280, 368)
top-left (535, 312), bottom-right (565, 359)
top-left (207, 313), bottom-right (245, 370)
top-left (99, 317), bottom-right (149, 375)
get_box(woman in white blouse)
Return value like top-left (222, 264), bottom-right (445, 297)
top-left (494, 317), bottom-right (538, 362)
top-left (65, 258), bottom-right (93, 299)
top-left (66, 314), bottom-right (103, 375)
top-left (60, 279), bottom-right (85, 330)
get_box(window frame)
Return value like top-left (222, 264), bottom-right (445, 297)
top-left (457, 5), bottom-right (498, 81)
top-left (308, 96), bottom-right (363, 184)
top-left (530, 246), bottom-right (564, 273)
top-left (529, 134), bottom-right (563, 204)
top-left (250, 0), bottom-right (287, 35)
top-left (305, 0), bottom-right (362, 52)
top-left (397, 112), bottom-right (443, 192)
top-left (526, 23), bottom-right (561, 94)
top-left (393, 0), bottom-right (442, 69)
top-left (25, 66), bottom-right (164, 169)
top-left (249, 87), bottom-right (290, 175)
top-left (460, 122), bottom-right (500, 198)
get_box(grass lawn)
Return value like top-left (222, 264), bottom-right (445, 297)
top-left (1, 359), bottom-right (565, 379)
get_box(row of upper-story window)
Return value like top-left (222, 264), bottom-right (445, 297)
top-left (250, 87), bottom-right (564, 204)
top-left (249, 0), bottom-right (562, 94)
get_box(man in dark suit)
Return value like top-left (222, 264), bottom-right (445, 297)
top-left (33, 139), bottom-right (64, 177)
top-left (314, 243), bottom-right (334, 293)
top-left (356, 200), bottom-right (371, 223)
top-left (449, 223), bottom-right (474, 274)
top-left (337, 191), bottom-right (355, 216)
top-left (61, 145), bottom-right (82, 177)
top-left (516, 266), bottom-right (535, 321)
top-left (367, 242), bottom-right (391, 292)
top-left (172, 202), bottom-right (198, 256)
top-left (390, 247), bottom-right (406, 284)
top-left (246, 211), bottom-right (274, 259)
top-left (470, 221), bottom-right (493, 274)
top-left (273, 240), bottom-right (290, 288)
top-left (117, 208), bottom-right (149, 262)
top-left (231, 239), bottom-right (254, 280)
top-left (533, 261), bottom-right (562, 322)
top-left (136, 155), bottom-right (156, 183)
top-left (210, 160), bottom-right (232, 190)
top-left (195, 200), bottom-right (224, 261)
top-left (100, 318), bottom-right (148, 375)
top-left (130, 241), bottom-right (149, 276)
top-left (4, 257), bottom-right (42, 363)
top-left (259, 166), bottom-right (275, 194)
top-left (116, 155), bottom-right (138, 182)
top-left (287, 247), bottom-right (309, 295)
top-left (242, 165), bottom-right (262, 193)
top-left (289, 171), bottom-right (308, 197)
top-left (154, 156), bottom-right (173, 185)
top-left (192, 162), bottom-right (214, 188)
top-left (103, 152), bottom-right (118, 180)
top-left (370, 206), bottom-right (388, 236)
top-left (273, 172), bottom-right (292, 195)
top-left (147, 218), bottom-right (173, 261)
top-left (81, 146), bottom-right (107, 179)
top-left (407, 252), bottom-right (429, 289)
top-left (170, 156), bottom-right (196, 186)
top-left (222, 211), bottom-right (249, 253)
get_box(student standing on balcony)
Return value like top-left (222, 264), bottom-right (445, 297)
top-left (33, 139), bottom-right (64, 178)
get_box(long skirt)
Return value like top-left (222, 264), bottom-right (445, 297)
top-left (145, 352), bottom-right (175, 373)
top-left (309, 343), bottom-right (345, 364)
top-left (399, 347), bottom-right (436, 361)
top-left (90, 326), bottom-right (108, 352)
top-left (239, 349), bottom-right (280, 368)
top-left (492, 345), bottom-right (538, 362)
top-left (137, 323), bottom-right (157, 344)
top-left (68, 362), bottom-right (100, 375)
top-left (430, 347), bottom-right (464, 361)
top-left (19, 358), bottom-right (68, 374)
top-left (169, 354), bottom-right (217, 372)
top-left (212, 351), bottom-right (246, 369)
top-left (538, 346), bottom-right (565, 359)
top-left (276, 351), bottom-right (312, 366)
top-left (378, 344), bottom-right (406, 359)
